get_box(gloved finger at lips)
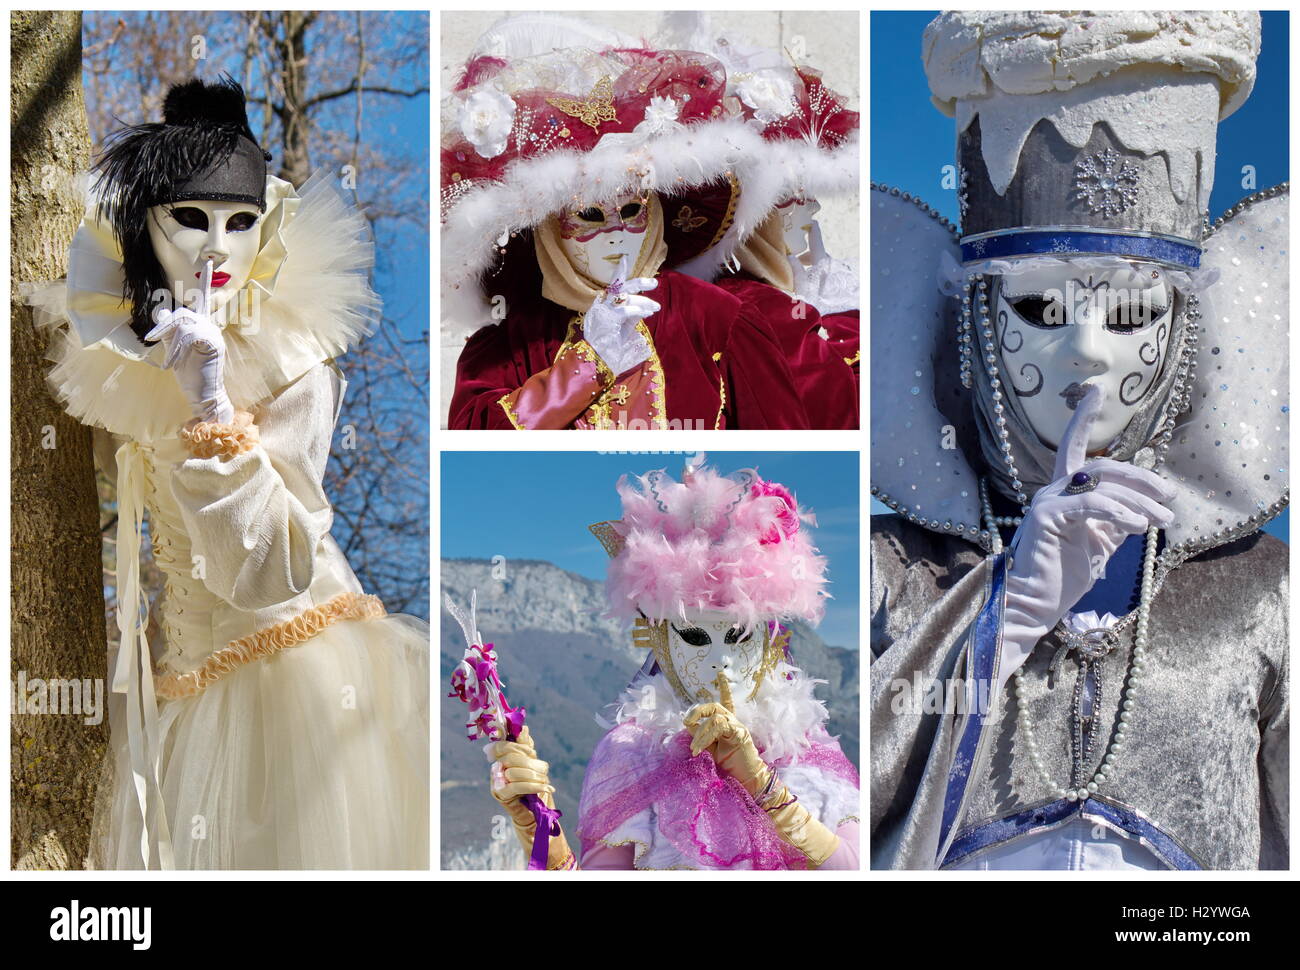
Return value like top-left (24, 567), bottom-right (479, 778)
top-left (1052, 383), bottom-right (1106, 481)
top-left (608, 254), bottom-right (629, 294)
top-left (196, 259), bottom-right (214, 316)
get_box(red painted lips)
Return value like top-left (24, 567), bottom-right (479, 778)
top-left (198, 270), bottom-right (232, 288)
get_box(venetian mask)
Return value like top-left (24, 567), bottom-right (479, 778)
top-left (993, 263), bottom-right (1173, 451)
top-left (147, 200), bottom-right (263, 315)
top-left (775, 196), bottom-right (822, 257)
top-left (637, 610), bottom-right (783, 706)
top-left (558, 190), bottom-right (654, 284)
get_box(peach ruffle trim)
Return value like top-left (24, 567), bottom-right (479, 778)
top-left (154, 591), bottom-right (387, 700)
top-left (179, 410), bottom-right (261, 459)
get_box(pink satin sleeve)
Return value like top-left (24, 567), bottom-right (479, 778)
top-left (819, 819), bottom-right (861, 870)
top-left (500, 340), bottom-right (613, 429)
top-left (578, 840), bottom-right (636, 870)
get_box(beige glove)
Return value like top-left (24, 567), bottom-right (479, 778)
top-left (684, 703), bottom-right (841, 868)
top-left (484, 725), bottom-right (575, 869)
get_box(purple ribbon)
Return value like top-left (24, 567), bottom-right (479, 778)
top-left (523, 794), bottom-right (562, 870)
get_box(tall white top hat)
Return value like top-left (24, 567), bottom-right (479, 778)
top-left (923, 11), bottom-right (1261, 269)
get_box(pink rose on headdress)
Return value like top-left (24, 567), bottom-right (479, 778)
top-left (752, 480), bottom-right (799, 544)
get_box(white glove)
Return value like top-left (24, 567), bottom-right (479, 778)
top-left (582, 255), bottom-right (660, 377)
top-left (997, 384), bottom-right (1176, 693)
top-left (144, 261), bottom-right (235, 425)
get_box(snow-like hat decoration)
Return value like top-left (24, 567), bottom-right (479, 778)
top-left (589, 460), bottom-right (828, 630)
top-left (924, 11), bottom-right (1260, 268)
top-left (441, 15), bottom-right (785, 335)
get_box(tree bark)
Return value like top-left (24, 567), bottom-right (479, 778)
top-left (269, 10), bottom-right (315, 187)
top-left (10, 10), bottom-right (107, 870)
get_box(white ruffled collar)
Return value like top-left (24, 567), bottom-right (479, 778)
top-left (33, 171), bottom-right (379, 442)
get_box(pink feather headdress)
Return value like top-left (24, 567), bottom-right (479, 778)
top-left (591, 462), bottom-right (829, 629)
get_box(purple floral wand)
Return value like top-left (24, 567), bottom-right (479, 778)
top-left (445, 591), bottom-right (560, 870)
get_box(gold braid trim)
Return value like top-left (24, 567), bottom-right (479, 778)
top-left (154, 591), bottom-right (387, 700)
top-left (498, 393), bottom-right (526, 430)
top-left (635, 320), bottom-right (669, 430)
top-left (843, 349), bottom-right (860, 367)
top-left (568, 339), bottom-right (616, 388)
top-left (180, 410), bottom-right (260, 459)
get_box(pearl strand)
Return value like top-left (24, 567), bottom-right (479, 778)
top-left (974, 275), bottom-right (1030, 512)
top-left (1003, 293), bottom-right (1199, 802)
top-left (1011, 523), bottom-right (1158, 802)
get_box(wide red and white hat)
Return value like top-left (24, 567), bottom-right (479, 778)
top-left (440, 15), bottom-right (786, 333)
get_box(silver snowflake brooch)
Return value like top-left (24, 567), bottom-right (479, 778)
top-left (1073, 148), bottom-right (1140, 217)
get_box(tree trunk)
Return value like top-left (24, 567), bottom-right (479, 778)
top-left (271, 10), bottom-right (314, 187)
top-left (10, 10), bottom-right (107, 870)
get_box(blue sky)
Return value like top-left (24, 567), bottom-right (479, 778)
top-left (869, 11), bottom-right (1289, 543)
top-left (440, 452), bottom-right (861, 649)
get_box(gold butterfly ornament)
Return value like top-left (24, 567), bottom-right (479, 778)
top-left (546, 76), bottom-right (619, 132)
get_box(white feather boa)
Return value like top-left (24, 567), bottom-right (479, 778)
top-left (600, 661), bottom-right (834, 766)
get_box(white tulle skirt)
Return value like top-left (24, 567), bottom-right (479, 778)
top-left (91, 613), bottom-right (429, 870)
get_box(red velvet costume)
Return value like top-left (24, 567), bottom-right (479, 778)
top-left (450, 270), bottom-right (817, 430)
top-left (715, 275), bottom-right (859, 430)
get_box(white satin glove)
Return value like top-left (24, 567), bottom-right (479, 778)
top-left (144, 261), bottom-right (234, 425)
top-left (582, 255), bottom-right (660, 377)
top-left (997, 385), bottom-right (1176, 693)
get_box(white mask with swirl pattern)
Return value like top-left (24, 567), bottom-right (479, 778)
top-left (993, 263), bottom-right (1173, 452)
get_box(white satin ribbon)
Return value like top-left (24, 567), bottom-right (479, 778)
top-left (112, 440), bottom-right (175, 870)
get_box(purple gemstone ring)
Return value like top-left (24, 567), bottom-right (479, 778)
top-left (1064, 470), bottom-right (1100, 495)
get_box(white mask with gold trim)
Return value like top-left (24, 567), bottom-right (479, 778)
top-left (634, 609), bottom-right (786, 706)
top-left (557, 190), bottom-right (653, 285)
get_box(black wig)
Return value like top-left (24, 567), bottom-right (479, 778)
top-left (93, 76), bottom-right (270, 342)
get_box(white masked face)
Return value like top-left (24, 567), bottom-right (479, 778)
top-left (993, 263), bottom-right (1173, 451)
top-left (147, 200), bottom-right (262, 314)
top-left (557, 190), bottom-right (653, 284)
top-left (775, 196), bottom-right (821, 257)
top-left (659, 610), bottom-right (775, 705)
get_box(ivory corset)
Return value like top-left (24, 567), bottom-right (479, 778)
top-left (120, 361), bottom-right (368, 677)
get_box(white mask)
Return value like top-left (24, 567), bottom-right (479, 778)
top-left (640, 609), bottom-right (782, 705)
top-left (776, 196), bottom-right (821, 257)
top-left (147, 200), bottom-right (263, 316)
top-left (993, 263), bottom-right (1174, 451)
top-left (557, 190), bottom-right (653, 285)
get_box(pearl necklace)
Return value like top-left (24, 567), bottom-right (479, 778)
top-left (973, 277), bottom-right (1201, 803)
top-left (1003, 523), bottom-right (1157, 802)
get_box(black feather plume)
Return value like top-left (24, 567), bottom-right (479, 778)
top-left (91, 75), bottom-right (262, 342)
